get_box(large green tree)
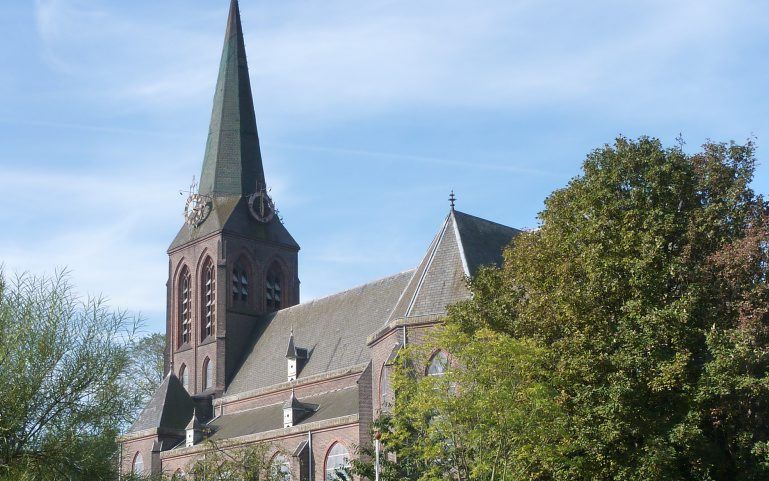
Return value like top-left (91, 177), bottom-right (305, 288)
top-left (361, 137), bottom-right (769, 480)
top-left (0, 271), bottom-right (142, 480)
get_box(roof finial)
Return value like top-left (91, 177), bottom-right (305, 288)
top-left (449, 190), bottom-right (456, 211)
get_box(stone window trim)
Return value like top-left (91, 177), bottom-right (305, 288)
top-left (323, 441), bottom-right (351, 481)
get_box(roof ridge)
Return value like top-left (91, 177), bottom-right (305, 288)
top-left (453, 209), bottom-right (520, 232)
top-left (277, 268), bottom-right (416, 313)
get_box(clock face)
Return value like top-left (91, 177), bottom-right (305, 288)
top-left (184, 193), bottom-right (211, 227)
top-left (248, 190), bottom-right (275, 223)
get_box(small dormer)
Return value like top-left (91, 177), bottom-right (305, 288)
top-left (185, 409), bottom-right (203, 447)
top-left (285, 330), bottom-right (308, 382)
top-left (282, 388), bottom-right (318, 428)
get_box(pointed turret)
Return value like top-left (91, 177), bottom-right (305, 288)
top-left (199, 0), bottom-right (265, 197)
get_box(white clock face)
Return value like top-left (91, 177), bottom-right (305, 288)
top-left (184, 193), bottom-right (211, 227)
top-left (248, 190), bottom-right (275, 223)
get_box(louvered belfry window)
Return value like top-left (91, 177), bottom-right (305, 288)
top-left (202, 258), bottom-right (215, 339)
top-left (179, 267), bottom-right (192, 345)
top-left (232, 262), bottom-right (249, 303)
top-left (266, 264), bottom-right (283, 311)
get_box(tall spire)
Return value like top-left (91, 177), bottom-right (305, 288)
top-left (198, 0), bottom-right (266, 197)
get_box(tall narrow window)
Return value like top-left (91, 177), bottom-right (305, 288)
top-left (379, 365), bottom-right (393, 410)
top-left (202, 258), bottom-right (215, 340)
top-left (203, 357), bottom-right (213, 391)
top-left (324, 443), bottom-right (350, 481)
top-left (232, 262), bottom-right (249, 304)
top-left (266, 264), bottom-right (283, 311)
top-left (132, 452), bottom-right (144, 475)
top-left (179, 364), bottom-right (188, 392)
top-left (178, 266), bottom-right (191, 346)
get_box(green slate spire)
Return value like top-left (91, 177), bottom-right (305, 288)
top-left (199, 0), bottom-right (265, 197)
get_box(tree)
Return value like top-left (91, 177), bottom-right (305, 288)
top-left (0, 270), bottom-right (142, 480)
top-left (353, 325), bottom-right (568, 481)
top-left (360, 137), bottom-right (769, 480)
top-left (128, 332), bottom-right (166, 414)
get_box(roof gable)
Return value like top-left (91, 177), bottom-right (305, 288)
top-left (129, 374), bottom-right (195, 433)
top-left (389, 210), bottom-right (519, 321)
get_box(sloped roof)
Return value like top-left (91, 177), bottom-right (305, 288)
top-left (226, 271), bottom-right (414, 395)
top-left (168, 197), bottom-right (298, 251)
top-left (206, 387), bottom-right (359, 441)
top-left (389, 209), bottom-right (519, 321)
top-left (199, 0), bottom-right (265, 197)
top-left (129, 373), bottom-right (195, 433)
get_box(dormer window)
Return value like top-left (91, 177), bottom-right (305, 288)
top-left (266, 264), bottom-right (283, 311)
top-left (178, 266), bottom-right (191, 346)
top-left (201, 257), bottom-right (215, 340)
top-left (232, 262), bottom-right (249, 304)
top-left (286, 330), bottom-right (308, 382)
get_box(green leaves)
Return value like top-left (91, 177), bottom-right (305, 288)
top-left (358, 136), bottom-right (769, 481)
top-left (0, 270), bottom-right (142, 480)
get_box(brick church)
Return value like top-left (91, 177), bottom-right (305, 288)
top-left (119, 1), bottom-right (520, 478)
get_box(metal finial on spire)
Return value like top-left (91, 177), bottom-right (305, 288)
top-left (449, 190), bottom-right (456, 210)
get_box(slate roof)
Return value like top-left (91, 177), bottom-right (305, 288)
top-left (129, 373), bottom-right (195, 433)
top-left (206, 387), bottom-right (359, 441)
top-left (199, 0), bottom-right (265, 197)
top-left (226, 270), bottom-right (414, 395)
top-left (168, 196), bottom-right (298, 251)
top-left (389, 209), bottom-right (520, 321)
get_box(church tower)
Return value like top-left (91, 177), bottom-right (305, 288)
top-left (165, 0), bottom-right (300, 397)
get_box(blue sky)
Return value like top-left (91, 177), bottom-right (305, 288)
top-left (1, 0), bottom-right (768, 335)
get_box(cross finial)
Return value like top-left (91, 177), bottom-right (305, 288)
top-left (449, 190), bottom-right (456, 210)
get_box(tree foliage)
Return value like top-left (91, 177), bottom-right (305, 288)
top-left (128, 332), bottom-right (166, 417)
top-left (358, 137), bottom-right (769, 480)
top-left (0, 270), bottom-right (142, 480)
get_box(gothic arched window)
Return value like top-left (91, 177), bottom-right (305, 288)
top-left (379, 364), bottom-right (393, 410)
top-left (203, 357), bottom-right (213, 391)
top-left (324, 443), bottom-right (350, 481)
top-left (271, 453), bottom-right (292, 481)
top-left (232, 261), bottom-right (249, 304)
top-left (201, 257), bottom-right (216, 340)
top-left (132, 452), bottom-right (144, 475)
top-left (427, 350), bottom-right (449, 377)
top-left (179, 364), bottom-right (188, 392)
top-left (266, 264), bottom-right (283, 311)
top-left (178, 266), bottom-right (192, 346)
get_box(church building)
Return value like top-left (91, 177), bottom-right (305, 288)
top-left (119, 1), bottom-right (521, 479)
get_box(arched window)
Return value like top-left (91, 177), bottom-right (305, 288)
top-left (179, 364), bottom-right (188, 392)
top-left (201, 257), bottom-right (216, 340)
top-left (203, 357), bottom-right (213, 391)
top-left (132, 452), bottom-right (144, 474)
top-left (178, 266), bottom-right (192, 346)
top-left (271, 453), bottom-right (292, 481)
top-left (324, 443), bottom-right (350, 481)
top-left (379, 364), bottom-right (393, 410)
top-left (427, 350), bottom-right (449, 377)
top-left (266, 264), bottom-right (283, 311)
top-left (232, 261), bottom-right (249, 304)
